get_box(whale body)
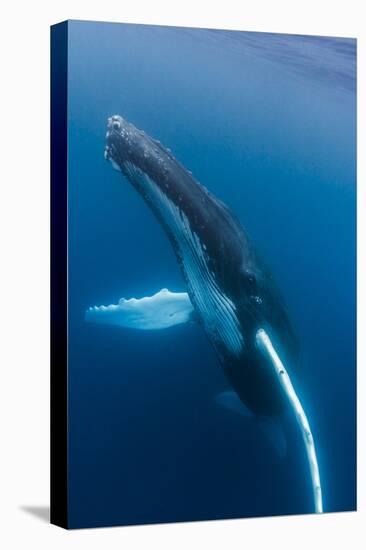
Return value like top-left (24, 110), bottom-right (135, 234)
top-left (99, 114), bottom-right (323, 512)
top-left (104, 114), bottom-right (298, 416)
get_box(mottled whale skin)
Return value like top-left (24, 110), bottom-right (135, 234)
top-left (105, 115), bottom-right (297, 416)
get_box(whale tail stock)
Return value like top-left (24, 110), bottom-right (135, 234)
top-left (215, 390), bottom-right (287, 459)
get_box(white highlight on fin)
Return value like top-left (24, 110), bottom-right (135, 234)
top-left (256, 329), bottom-right (323, 513)
top-left (85, 289), bottom-right (194, 330)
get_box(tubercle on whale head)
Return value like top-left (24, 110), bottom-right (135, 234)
top-left (104, 114), bottom-right (170, 175)
top-left (104, 114), bottom-right (136, 171)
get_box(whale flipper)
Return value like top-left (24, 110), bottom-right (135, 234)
top-left (85, 288), bottom-right (194, 330)
top-left (256, 329), bottom-right (322, 512)
top-left (215, 390), bottom-right (287, 459)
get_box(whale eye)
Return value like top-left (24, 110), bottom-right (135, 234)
top-left (243, 269), bottom-right (256, 286)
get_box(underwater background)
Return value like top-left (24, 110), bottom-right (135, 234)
top-left (67, 21), bottom-right (356, 528)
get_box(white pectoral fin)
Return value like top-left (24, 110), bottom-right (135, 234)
top-left (215, 391), bottom-right (287, 459)
top-left (255, 328), bottom-right (323, 513)
top-left (85, 288), bottom-right (194, 330)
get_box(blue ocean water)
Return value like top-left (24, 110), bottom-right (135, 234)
top-left (67, 21), bottom-right (356, 528)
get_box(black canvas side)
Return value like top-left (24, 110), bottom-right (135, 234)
top-left (50, 20), bottom-right (68, 529)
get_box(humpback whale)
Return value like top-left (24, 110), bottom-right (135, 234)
top-left (100, 114), bottom-right (323, 513)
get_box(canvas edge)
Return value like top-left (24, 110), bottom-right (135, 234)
top-left (50, 20), bottom-right (69, 529)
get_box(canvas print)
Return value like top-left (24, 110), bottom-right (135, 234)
top-left (51, 20), bottom-right (356, 529)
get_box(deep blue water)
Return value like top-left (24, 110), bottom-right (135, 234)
top-left (67, 21), bottom-right (356, 528)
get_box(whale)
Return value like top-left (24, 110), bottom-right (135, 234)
top-left (101, 114), bottom-right (323, 512)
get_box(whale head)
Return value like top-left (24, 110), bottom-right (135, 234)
top-left (105, 115), bottom-right (135, 171)
top-left (105, 114), bottom-right (163, 175)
